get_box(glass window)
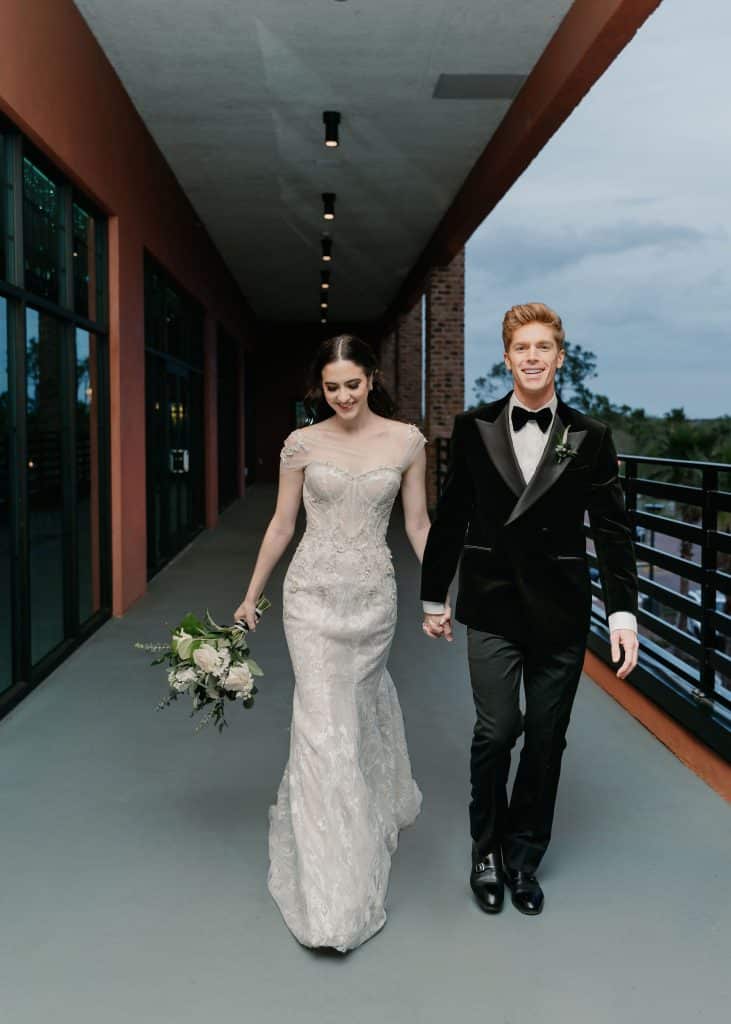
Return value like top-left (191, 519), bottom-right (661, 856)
top-left (75, 328), bottom-right (103, 624)
top-left (165, 285), bottom-right (182, 359)
top-left (26, 308), bottom-right (65, 663)
top-left (23, 157), bottom-right (63, 303)
top-left (0, 133), bottom-right (6, 284)
top-left (0, 117), bottom-right (110, 719)
top-left (144, 258), bottom-right (203, 368)
top-left (0, 297), bottom-right (11, 693)
top-left (217, 330), bottom-right (239, 511)
top-left (144, 263), bottom-right (165, 351)
top-left (72, 203), bottom-right (95, 319)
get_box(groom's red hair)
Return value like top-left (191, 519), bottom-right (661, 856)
top-left (502, 302), bottom-right (565, 351)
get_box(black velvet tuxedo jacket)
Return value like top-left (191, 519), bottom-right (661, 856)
top-left (420, 393), bottom-right (638, 650)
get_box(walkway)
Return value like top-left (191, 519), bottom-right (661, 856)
top-left (1, 486), bottom-right (729, 1024)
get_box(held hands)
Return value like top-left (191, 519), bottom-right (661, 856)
top-left (422, 600), bottom-right (453, 643)
top-left (611, 628), bottom-right (639, 679)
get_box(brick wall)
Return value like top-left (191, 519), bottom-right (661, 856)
top-left (396, 302), bottom-right (423, 425)
top-left (378, 328), bottom-right (397, 403)
top-left (425, 248), bottom-right (465, 505)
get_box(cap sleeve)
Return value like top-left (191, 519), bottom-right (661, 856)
top-left (402, 423), bottom-right (428, 470)
top-left (280, 430), bottom-right (309, 472)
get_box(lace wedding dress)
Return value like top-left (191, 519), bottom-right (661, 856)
top-left (267, 420), bottom-right (426, 952)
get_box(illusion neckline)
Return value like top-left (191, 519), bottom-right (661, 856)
top-left (304, 460), bottom-right (403, 480)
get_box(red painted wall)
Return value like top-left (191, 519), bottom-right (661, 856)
top-left (0, 0), bottom-right (256, 614)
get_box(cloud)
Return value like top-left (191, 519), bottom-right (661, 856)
top-left (465, 0), bottom-right (731, 417)
top-left (468, 220), bottom-right (710, 285)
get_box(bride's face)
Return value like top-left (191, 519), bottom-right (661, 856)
top-left (321, 359), bottom-right (372, 421)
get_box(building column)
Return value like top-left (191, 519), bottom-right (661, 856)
top-left (108, 217), bottom-right (147, 616)
top-left (396, 301), bottom-right (423, 424)
top-left (203, 314), bottom-right (218, 528)
top-left (425, 248), bottom-right (465, 507)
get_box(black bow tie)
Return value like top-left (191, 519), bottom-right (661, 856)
top-left (511, 405), bottom-right (553, 433)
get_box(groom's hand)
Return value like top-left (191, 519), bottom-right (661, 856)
top-left (422, 610), bottom-right (453, 642)
top-left (611, 628), bottom-right (639, 679)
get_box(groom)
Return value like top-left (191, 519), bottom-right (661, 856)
top-left (421, 302), bottom-right (638, 916)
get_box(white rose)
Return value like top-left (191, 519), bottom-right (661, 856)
top-left (171, 630), bottom-right (193, 658)
top-left (224, 663), bottom-right (254, 695)
top-left (211, 647), bottom-right (231, 677)
top-left (193, 643), bottom-right (221, 675)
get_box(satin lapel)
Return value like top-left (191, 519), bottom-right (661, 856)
top-left (475, 404), bottom-right (525, 498)
top-left (505, 413), bottom-right (588, 525)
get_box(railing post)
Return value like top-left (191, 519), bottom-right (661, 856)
top-left (698, 467), bottom-right (718, 703)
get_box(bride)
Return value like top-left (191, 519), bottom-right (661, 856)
top-left (234, 333), bottom-right (436, 952)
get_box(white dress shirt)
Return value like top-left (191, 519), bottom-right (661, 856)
top-left (423, 392), bottom-right (637, 634)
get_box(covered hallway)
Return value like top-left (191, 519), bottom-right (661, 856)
top-left (1, 489), bottom-right (728, 1023)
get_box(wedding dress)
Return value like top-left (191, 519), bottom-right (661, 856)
top-left (267, 419), bottom-right (426, 952)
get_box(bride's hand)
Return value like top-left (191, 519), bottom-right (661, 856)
top-left (233, 597), bottom-right (259, 631)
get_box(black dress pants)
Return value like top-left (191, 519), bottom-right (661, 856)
top-left (467, 627), bottom-right (585, 873)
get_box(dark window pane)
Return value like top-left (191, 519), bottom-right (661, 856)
top-left (217, 331), bottom-right (238, 511)
top-left (26, 308), bottom-right (65, 662)
top-left (72, 203), bottom-right (95, 319)
top-left (23, 158), bottom-right (62, 303)
top-left (145, 351), bottom-right (165, 573)
top-left (0, 133), bottom-right (6, 284)
top-left (165, 286), bottom-right (182, 359)
top-left (75, 329), bottom-right (103, 624)
top-left (0, 297), bottom-right (11, 693)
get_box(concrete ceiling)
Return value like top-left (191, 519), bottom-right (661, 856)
top-left (74, 0), bottom-right (573, 323)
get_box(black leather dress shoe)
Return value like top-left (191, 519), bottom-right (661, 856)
top-left (504, 868), bottom-right (544, 915)
top-left (470, 851), bottom-right (504, 914)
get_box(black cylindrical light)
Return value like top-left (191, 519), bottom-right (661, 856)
top-left (320, 270), bottom-right (331, 290)
top-left (323, 111), bottom-right (341, 148)
top-left (322, 193), bottom-right (335, 220)
top-left (321, 237), bottom-right (333, 262)
top-left (320, 289), bottom-right (328, 309)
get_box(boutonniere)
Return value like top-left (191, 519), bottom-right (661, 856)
top-left (554, 425), bottom-right (578, 464)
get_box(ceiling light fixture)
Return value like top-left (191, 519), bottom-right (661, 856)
top-left (321, 237), bottom-right (333, 262)
top-left (323, 111), bottom-right (341, 148)
top-left (320, 270), bottom-right (331, 290)
top-left (322, 193), bottom-right (335, 220)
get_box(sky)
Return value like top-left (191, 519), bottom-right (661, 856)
top-left (465, 0), bottom-right (730, 418)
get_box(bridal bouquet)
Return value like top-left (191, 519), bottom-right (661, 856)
top-left (135, 597), bottom-right (271, 733)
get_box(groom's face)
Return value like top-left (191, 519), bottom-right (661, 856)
top-left (504, 322), bottom-right (565, 402)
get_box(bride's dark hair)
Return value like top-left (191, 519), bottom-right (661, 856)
top-left (304, 334), bottom-right (396, 423)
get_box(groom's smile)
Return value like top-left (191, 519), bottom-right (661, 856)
top-left (504, 321), bottom-right (565, 406)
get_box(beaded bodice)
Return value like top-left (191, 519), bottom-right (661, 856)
top-left (280, 421), bottom-right (427, 553)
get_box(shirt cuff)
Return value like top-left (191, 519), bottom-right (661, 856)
top-left (608, 611), bottom-right (638, 634)
top-left (423, 601), bottom-right (447, 615)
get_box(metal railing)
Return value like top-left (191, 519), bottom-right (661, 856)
top-left (433, 437), bottom-right (731, 761)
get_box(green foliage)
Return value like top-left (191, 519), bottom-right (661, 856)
top-left (471, 341), bottom-right (598, 410)
top-left (470, 343), bottom-right (730, 471)
top-left (179, 612), bottom-right (206, 636)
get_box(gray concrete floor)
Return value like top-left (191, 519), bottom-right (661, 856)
top-left (1, 487), bottom-right (729, 1024)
